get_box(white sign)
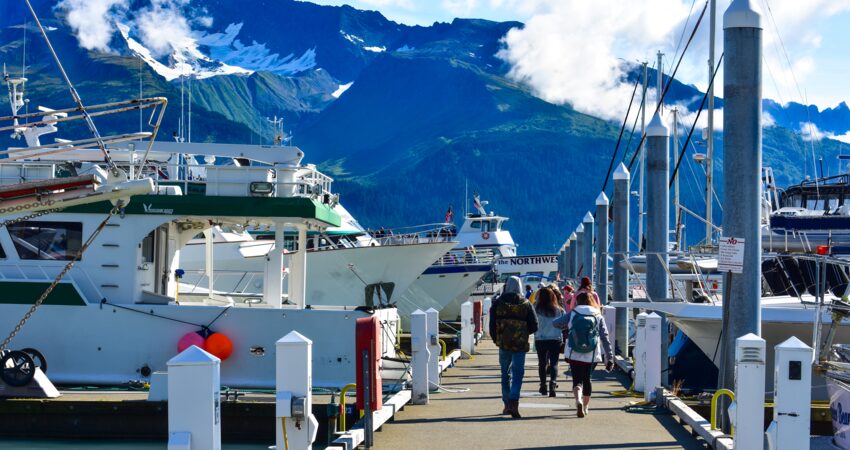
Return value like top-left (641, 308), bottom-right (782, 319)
top-left (718, 237), bottom-right (745, 273)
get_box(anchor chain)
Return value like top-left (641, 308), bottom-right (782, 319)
top-left (0, 208), bottom-right (63, 228)
top-left (0, 204), bottom-right (121, 351)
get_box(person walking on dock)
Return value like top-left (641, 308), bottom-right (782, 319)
top-left (555, 292), bottom-right (613, 418)
top-left (568, 276), bottom-right (600, 311)
top-left (490, 276), bottom-right (538, 418)
top-left (533, 287), bottom-right (565, 397)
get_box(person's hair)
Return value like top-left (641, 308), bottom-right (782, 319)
top-left (535, 287), bottom-right (563, 317)
top-left (552, 286), bottom-right (564, 304)
top-left (580, 276), bottom-right (592, 290)
top-left (525, 285), bottom-right (531, 290)
top-left (575, 292), bottom-right (600, 308)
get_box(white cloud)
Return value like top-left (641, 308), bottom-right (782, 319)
top-left (58, 0), bottom-right (129, 52)
top-left (442, 0), bottom-right (478, 16)
top-left (799, 121), bottom-right (850, 143)
top-left (496, 0), bottom-right (850, 123)
top-left (135, 0), bottom-right (195, 57)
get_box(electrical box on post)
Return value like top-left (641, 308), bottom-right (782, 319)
top-left (355, 316), bottom-right (382, 412)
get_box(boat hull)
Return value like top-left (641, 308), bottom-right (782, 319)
top-left (618, 300), bottom-right (847, 400)
top-left (0, 303), bottom-right (400, 389)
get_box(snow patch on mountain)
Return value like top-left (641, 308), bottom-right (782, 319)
top-left (340, 30), bottom-right (385, 53)
top-left (117, 23), bottom-right (251, 81)
top-left (199, 23), bottom-right (317, 74)
top-left (332, 82), bottom-right (353, 98)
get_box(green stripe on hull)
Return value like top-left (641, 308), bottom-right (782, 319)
top-left (0, 282), bottom-right (86, 306)
top-left (65, 195), bottom-right (341, 227)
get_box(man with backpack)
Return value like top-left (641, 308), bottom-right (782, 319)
top-left (489, 276), bottom-right (538, 418)
top-left (554, 291), bottom-right (614, 418)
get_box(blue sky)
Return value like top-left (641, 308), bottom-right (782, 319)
top-left (309, 0), bottom-right (850, 112)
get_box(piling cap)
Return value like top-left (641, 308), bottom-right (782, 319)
top-left (724, 0), bottom-right (762, 29)
top-left (411, 309), bottom-right (426, 316)
top-left (569, 232), bottom-right (577, 241)
top-left (576, 223), bottom-right (584, 233)
top-left (646, 111), bottom-right (669, 137)
top-left (776, 336), bottom-right (812, 351)
top-left (613, 162), bottom-right (630, 181)
top-left (583, 212), bottom-right (594, 223)
top-left (167, 345), bottom-right (220, 366)
top-left (596, 192), bottom-right (609, 206)
top-left (277, 330), bottom-right (313, 346)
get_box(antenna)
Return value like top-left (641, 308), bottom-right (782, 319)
top-left (179, 72), bottom-right (184, 143)
top-left (139, 55), bottom-right (143, 133)
top-left (267, 115), bottom-right (284, 146)
top-left (188, 74), bottom-right (192, 143)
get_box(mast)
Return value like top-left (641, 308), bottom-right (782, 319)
top-left (706, 0), bottom-right (717, 246)
top-left (657, 51), bottom-right (664, 110)
top-left (638, 61), bottom-right (648, 250)
top-left (673, 108), bottom-right (681, 249)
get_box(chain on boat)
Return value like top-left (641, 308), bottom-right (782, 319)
top-left (0, 204), bottom-right (122, 351)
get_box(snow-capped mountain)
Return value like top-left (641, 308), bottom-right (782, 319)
top-left (0, 0), bottom-right (847, 253)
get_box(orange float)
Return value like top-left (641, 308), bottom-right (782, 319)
top-left (204, 332), bottom-right (233, 360)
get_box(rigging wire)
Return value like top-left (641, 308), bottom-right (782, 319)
top-left (600, 70), bottom-right (642, 192)
top-left (670, 0), bottom-right (700, 76)
top-left (22, 0), bottom-right (116, 172)
top-left (670, 54), bottom-right (724, 187)
top-left (628, 0), bottom-right (709, 173)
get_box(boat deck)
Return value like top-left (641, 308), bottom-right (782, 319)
top-left (376, 339), bottom-right (708, 449)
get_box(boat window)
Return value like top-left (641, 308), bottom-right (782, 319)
top-left (481, 221), bottom-right (490, 232)
top-left (499, 272), bottom-right (520, 283)
top-left (493, 220), bottom-right (501, 231)
top-left (8, 221), bottom-right (83, 261)
top-left (0, 242), bottom-right (5, 259)
top-left (470, 220), bottom-right (481, 230)
top-left (526, 271), bottom-right (544, 283)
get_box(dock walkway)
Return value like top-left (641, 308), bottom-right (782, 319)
top-left (377, 340), bottom-right (707, 449)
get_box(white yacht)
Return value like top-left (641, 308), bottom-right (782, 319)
top-left (177, 203), bottom-right (455, 310)
top-left (0, 62), bottom-right (401, 390)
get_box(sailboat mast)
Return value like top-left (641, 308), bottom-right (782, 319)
top-left (673, 107), bottom-right (681, 249)
top-left (638, 61), bottom-right (648, 250)
top-left (705, 0), bottom-right (717, 246)
top-left (657, 51), bottom-right (664, 111)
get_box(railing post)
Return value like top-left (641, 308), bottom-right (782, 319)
top-left (481, 297), bottom-right (492, 339)
top-left (411, 310), bottom-right (430, 405)
top-left (167, 346), bottom-right (221, 450)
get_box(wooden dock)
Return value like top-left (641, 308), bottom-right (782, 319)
top-left (376, 340), bottom-right (709, 449)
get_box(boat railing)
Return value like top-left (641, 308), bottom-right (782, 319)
top-left (0, 262), bottom-right (104, 304)
top-left (178, 269), bottom-right (270, 296)
top-left (433, 248), bottom-right (497, 266)
top-left (0, 97), bottom-right (167, 162)
top-left (369, 223), bottom-right (456, 246)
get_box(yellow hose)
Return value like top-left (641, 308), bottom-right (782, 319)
top-left (280, 417), bottom-right (290, 450)
top-left (338, 383), bottom-right (357, 431)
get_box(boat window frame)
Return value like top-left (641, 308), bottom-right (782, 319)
top-left (7, 220), bottom-right (84, 261)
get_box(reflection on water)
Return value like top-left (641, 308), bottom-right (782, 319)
top-left (0, 439), bottom-right (269, 449)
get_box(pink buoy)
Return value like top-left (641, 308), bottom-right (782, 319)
top-left (177, 331), bottom-right (206, 353)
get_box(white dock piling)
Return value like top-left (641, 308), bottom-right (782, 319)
top-left (767, 337), bottom-right (812, 450)
top-left (568, 232), bottom-right (578, 279)
top-left (425, 308), bottom-right (440, 389)
top-left (166, 346), bottom-right (221, 450)
top-left (634, 312), bottom-right (648, 393)
top-left (582, 212), bottom-right (595, 282)
top-left (644, 313), bottom-right (662, 402)
top-left (596, 193), bottom-right (610, 304)
top-left (732, 333), bottom-right (766, 450)
top-left (460, 300), bottom-right (474, 357)
top-left (276, 331), bottom-right (318, 450)
top-left (411, 310), bottom-right (430, 405)
top-left (613, 163), bottom-right (631, 357)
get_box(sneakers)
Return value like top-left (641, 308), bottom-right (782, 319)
top-left (548, 382), bottom-right (556, 398)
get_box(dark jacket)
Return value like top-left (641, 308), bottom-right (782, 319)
top-left (489, 292), bottom-right (538, 352)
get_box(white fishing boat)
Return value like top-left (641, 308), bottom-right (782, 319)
top-left (0, 40), bottom-right (402, 390)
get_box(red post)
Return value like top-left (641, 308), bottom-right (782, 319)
top-left (355, 316), bottom-right (382, 411)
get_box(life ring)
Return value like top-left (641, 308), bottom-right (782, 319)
top-left (481, 232), bottom-right (490, 240)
